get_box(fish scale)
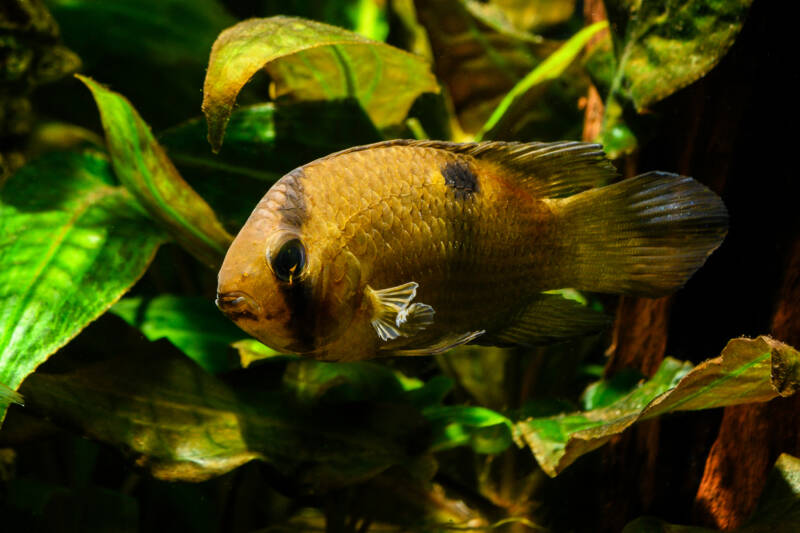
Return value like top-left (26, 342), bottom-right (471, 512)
top-left (300, 145), bottom-right (533, 339)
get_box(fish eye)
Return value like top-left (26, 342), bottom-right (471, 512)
top-left (269, 238), bottom-right (306, 283)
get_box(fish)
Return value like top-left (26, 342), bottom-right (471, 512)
top-left (216, 140), bottom-right (728, 361)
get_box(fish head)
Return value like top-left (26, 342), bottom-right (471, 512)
top-left (216, 176), bottom-right (361, 356)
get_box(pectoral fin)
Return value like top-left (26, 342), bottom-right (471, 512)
top-left (366, 282), bottom-right (435, 341)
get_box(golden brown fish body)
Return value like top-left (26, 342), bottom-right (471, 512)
top-left (217, 140), bottom-right (727, 361)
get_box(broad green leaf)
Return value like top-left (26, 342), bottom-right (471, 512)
top-left (19, 350), bottom-right (431, 487)
top-left (109, 296), bottom-right (244, 373)
top-left (517, 336), bottom-right (800, 477)
top-left (623, 453), bottom-right (800, 532)
top-left (0, 150), bottom-right (165, 422)
top-left (44, 0), bottom-right (235, 129)
top-left (78, 76), bottom-right (233, 269)
top-left (202, 16), bottom-right (439, 151)
top-left (423, 405), bottom-right (514, 454)
top-left (476, 20), bottom-right (608, 140)
top-left (160, 101), bottom-right (381, 231)
top-left (604, 0), bottom-right (753, 111)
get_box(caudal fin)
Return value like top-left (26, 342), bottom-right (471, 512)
top-left (556, 172), bottom-right (728, 297)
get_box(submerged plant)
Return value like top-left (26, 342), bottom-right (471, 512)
top-left (1, 1), bottom-right (795, 531)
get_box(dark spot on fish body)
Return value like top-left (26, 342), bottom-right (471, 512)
top-left (441, 160), bottom-right (479, 199)
top-left (279, 277), bottom-right (316, 353)
top-left (277, 167), bottom-right (308, 228)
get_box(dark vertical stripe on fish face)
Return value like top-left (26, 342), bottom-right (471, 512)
top-left (280, 277), bottom-right (316, 353)
top-left (277, 167), bottom-right (308, 228)
top-left (441, 160), bottom-right (479, 199)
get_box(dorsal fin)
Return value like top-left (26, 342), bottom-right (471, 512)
top-left (309, 140), bottom-right (618, 199)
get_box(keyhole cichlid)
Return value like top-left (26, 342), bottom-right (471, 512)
top-left (216, 140), bottom-right (728, 361)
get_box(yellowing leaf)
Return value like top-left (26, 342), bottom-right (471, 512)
top-left (78, 75), bottom-right (232, 269)
top-left (19, 351), bottom-right (430, 487)
top-left (202, 16), bottom-right (439, 151)
top-left (517, 336), bottom-right (800, 477)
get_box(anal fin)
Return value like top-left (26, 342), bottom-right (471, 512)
top-left (479, 293), bottom-right (610, 346)
top-left (367, 282), bottom-right (435, 341)
top-left (393, 330), bottom-right (485, 356)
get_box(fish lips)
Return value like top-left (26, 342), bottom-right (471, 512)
top-left (215, 290), bottom-right (262, 322)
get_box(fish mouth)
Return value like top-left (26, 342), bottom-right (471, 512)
top-left (215, 291), bottom-right (262, 320)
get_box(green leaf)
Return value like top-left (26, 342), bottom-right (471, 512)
top-left (0, 150), bottom-right (165, 423)
top-left (623, 453), bottom-right (800, 532)
top-left (202, 16), bottom-right (439, 151)
top-left (517, 336), bottom-right (800, 477)
top-left (605, 0), bottom-right (753, 111)
top-left (476, 20), bottom-right (607, 140)
top-left (423, 405), bottom-right (514, 455)
top-left (745, 453), bottom-right (800, 530)
top-left (404, 375), bottom-right (454, 410)
top-left (44, 0), bottom-right (236, 129)
top-left (581, 368), bottom-right (645, 410)
top-left (109, 296), bottom-right (244, 373)
top-left (232, 339), bottom-right (285, 368)
top-left (160, 101), bottom-right (382, 231)
top-left (19, 350), bottom-right (430, 488)
top-left (78, 75), bottom-right (233, 269)
top-left (345, 0), bottom-right (390, 42)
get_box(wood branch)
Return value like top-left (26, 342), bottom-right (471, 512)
top-left (694, 237), bottom-right (800, 529)
top-left (581, 0), bottom-right (608, 143)
top-left (605, 297), bottom-right (671, 376)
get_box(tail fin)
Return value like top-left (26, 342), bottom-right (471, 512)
top-left (556, 172), bottom-right (728, 297)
